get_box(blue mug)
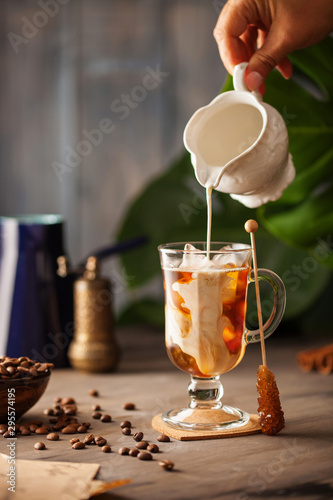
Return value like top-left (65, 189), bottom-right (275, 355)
top-left (0, 215), bottom-right (74, 367)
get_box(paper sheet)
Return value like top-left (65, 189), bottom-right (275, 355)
top-left (0, 454), bottom-right (130, 500)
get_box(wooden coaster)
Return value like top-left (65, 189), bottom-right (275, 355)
top-left (151, 413), bottom-right (261, 441)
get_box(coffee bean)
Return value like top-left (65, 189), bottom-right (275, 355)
top-left (64, 407), bottom-right (76, 416)
top-left (37, 363), bottom-right (49, 372)
top-left (133, 431), bottom-right (143, 442)
top-left (17, 366), bottom-right (29, 375)
top-left (122, 427), bottom-right (131, 436)
top-left (34, 442), bottom-right (46, 450)
top-left (62, 426), bottom-right (77, 434)
top-left (120, 420), bottom-right (132, 429)
top-left (157, 434), bottom-right (170, 442)
top-left (70, 437), bottom-right (80, 445)
top-left (3, 430), bottom-right (14, 438)
top-left (136, 441), bottom-right (149, 450)
top-left (61, 397), bottom-right (76, 405)
top-left (46, 433), bottom-right (59, 441)
top-left (43, 408), bottom-right (54, 416)
top-left (92, 411), bottom-right (102, 419)
top-left (118, 447), bottom-right (130, 455)
top-left (20, 428), bottom-right (31, 436)
top-left (123, 402), bottom-right (135, 410)
top-left (81, 422), bottom-right (91, 429)
top-left (53, 396), bottom-right (62, 404)
top-left (72, 441), bottom-right (85, 449)
top-left (129, 448), bottom-right (140, 457)
top-left (100, 414), bottom-right (111, 423)
top-left (137, 451), bottom-right (152, 461)
top-left (52, 425), bottom-right (63, 432)
top-left (159, 460), bottom-right (174, 471)
top-left (102, 445), bottom-right (111, 453)
top-left (95, 438), bottom-right (107, 447)
top-left (147, 444), bottom-right (159, 453)
top-left (29, 424), bottom-right (39, 433)
top-left (29, 367), bottom-right (38, 377)
top-left (35, 426), bottom-right (50, 435)
top-left (49, 418), bottom-right (58, 424)
top-left (89, 389), bottom-right (99, 397)
top-left (83, 434), bottom-right (95, 445)
top-left (53, 408), bottom-right (65, 416)
top-left (92, 404), bottom-right (101, 411)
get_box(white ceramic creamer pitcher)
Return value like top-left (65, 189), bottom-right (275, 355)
top-left (183, 63), bottom-right (295, 208)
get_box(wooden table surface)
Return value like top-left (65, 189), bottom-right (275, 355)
top-left (1, 327), bottom-right (333, 500)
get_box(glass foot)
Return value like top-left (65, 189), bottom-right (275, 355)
top-left (162, 405), bottom-right (250, 431)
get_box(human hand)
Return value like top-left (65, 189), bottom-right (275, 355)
top-left (214, 0), bottom-right (333, 91)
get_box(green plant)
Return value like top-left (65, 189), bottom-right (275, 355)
top-left (116, 38), bottom-right (333, 329)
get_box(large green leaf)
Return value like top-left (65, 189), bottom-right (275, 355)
top-left (258, 38), bottom-right (333, 267)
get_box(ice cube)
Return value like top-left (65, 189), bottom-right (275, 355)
top-left (212, 245), bottom-right (251, 269)
top-left (179, 243), bottom-right (207, 270)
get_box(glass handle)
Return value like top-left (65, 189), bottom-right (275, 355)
top-left (244, 268), bottom-right (286, 345)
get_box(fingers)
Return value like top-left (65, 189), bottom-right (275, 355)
top-left (245, 25), bottom-right (292, 90)
top-left (214, 1), bottom-right (258, 74)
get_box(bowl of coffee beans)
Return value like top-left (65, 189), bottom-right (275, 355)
top-left (0, 356), bottom-right (53, 423)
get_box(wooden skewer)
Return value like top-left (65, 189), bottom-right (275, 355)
top-left (244, 219), bottom-right (267, 367)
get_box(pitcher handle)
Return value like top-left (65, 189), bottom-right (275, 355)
top-left (244, 268), bottom-right (286, 345)
top-left (233, 62), bottom-right (262, 100)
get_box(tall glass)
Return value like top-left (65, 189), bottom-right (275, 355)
top-left (158, 242), bottom-right (286, 431)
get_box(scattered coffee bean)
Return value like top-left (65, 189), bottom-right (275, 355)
top-left (136, 441), bottom-right (149, 450)
top-left (122, 427), bottom-right (131, 436)
top-left (49, 418), bottom-right (58, 424)
top-left (61, 397), bottom-right (75, 405)
top-left (92, 411), bottom-right (102, 420)
top-left (133, 431), bottom-right (144, 442)
top-left (147, 444), bottom-right (159, 453)
top-left (89, 389), bottom-right (99, 397)
top-left (64, 407), bottom-right (76, 416)
top-left (83, 434), bottom-right (95, 445)
top-left (54, 396), bottom-right (62, 404)
top-left (118, 447), bottom-right (130, 455)
top-left (53, 408), bottom-right (65, 416)
top-left (77, 426), bottom-right (87, 433)
top-left (123, 402), bottom-right (135, 410)
top-left (70, 437), bottom-right (80, 445)
top-left (43, 408), bottom-right (54, 416)
top-left (157, 434), bottom-right (170, 442)
top-left (72, 441), bottom-right (85, 449)
top-left (20, 428), bottom-right (31, 436)
top-left (29, 424), bottom-right (39, 433)
top-left (81, 422), bottom-right (91, 429)
top-left (35, 426), bottom-right (50, 435)
top-left (129, 448), bottom-right (140, 457)
top-left (120, 420), bottom-right (132, 429)
top-left (102, 445), bottom-right (111, 453)
top-left (100, 414), bottom-right (111, 423)
top-left (46, 433), bottom-right (59, 441)
top-left (62, 426), bottom-right (77, 434)
top-left (95, 436), bottom-right (107, 447)
top-left (92, 404), bottom-right (101, 411)
top-left (3, 430), bottom-right (13, 438)
top-left (34, 442), bottom-right (46, 450)
top-left (137, 451), bottom-right (152, 461)
top-left (52, 425), bottom-right (63, 432)
top-left (159, 460), bottom-right (174, 471)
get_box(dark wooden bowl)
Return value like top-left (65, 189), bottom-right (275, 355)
top-left (0, 373), bottom-right (50, 424)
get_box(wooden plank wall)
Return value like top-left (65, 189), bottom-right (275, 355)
top-left (0, 0), bottom-right (227, 311)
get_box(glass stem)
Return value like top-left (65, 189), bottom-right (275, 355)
top-left (188, 376), bottom-right (223, 410)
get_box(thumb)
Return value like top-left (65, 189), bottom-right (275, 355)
top-left (245, 29), bottom-right (291, 91)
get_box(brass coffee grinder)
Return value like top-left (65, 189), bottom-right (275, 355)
top-left (57, 255), bottom-right (119, 373)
